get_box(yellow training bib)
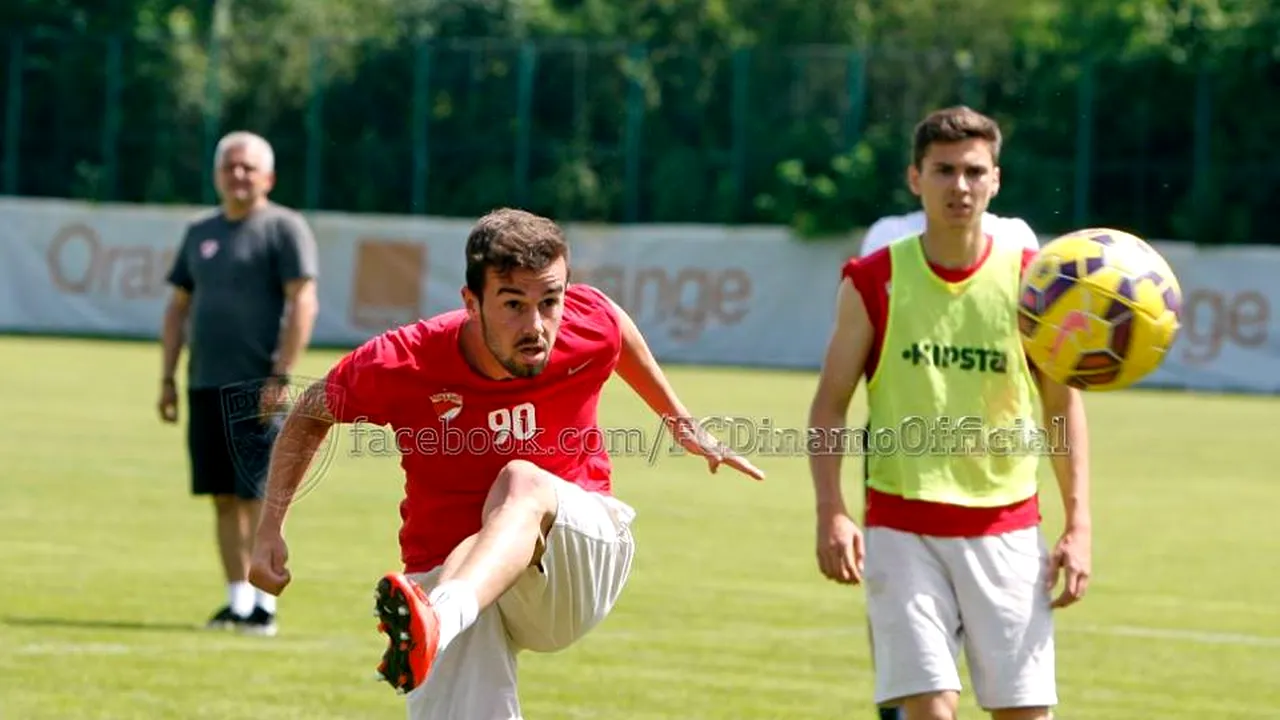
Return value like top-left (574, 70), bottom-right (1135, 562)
top-left (865, 236), bottom-right (1044, 507)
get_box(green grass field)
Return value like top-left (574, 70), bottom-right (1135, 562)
top-left (1, 335), bottom-right (1278, 719)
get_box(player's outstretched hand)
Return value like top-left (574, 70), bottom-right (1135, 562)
top-left (667, 415), bottom-right (765, 481)
top-left (249, 531), bottom-right (292, 597)
top-left (1046, 525), bottom-right (1091, 609)
top-left (709, 449), bottom-right (765, 481)
top-left (816, 509), bottom-right (864, 584)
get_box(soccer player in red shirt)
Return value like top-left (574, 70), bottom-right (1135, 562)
top-left (248, 208), bottom-right (763, 718)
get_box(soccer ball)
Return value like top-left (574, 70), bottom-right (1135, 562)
top-left (1017, 228), bottom-right (1182, 391)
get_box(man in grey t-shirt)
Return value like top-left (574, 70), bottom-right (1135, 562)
top-left (159, 131), bottom-right (319, 637)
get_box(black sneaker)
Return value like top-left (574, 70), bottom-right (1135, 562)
top-left (205, 604), bottom-right (247, 631)
top-left (238, 606), bottom-right (278, 637)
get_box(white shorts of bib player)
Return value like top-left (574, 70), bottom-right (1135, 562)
top-left (405, 470), bottom-right (636, 720)
top-left (864, 526), bottom-right (1057, 715)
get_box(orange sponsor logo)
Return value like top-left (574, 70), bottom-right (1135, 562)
top-left (1181, 289), bottom-right (1269, 365)
top-left (572, 265), bottom-right (752, 342)
top-left (46, 222), bottom-right (175, 299)
top-left (349, 239), bottom-right (427, 331)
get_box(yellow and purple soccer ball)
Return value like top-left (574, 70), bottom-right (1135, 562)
top-left (1017, 228), bottom-right (1182, 391)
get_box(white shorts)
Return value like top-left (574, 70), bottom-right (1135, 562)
top-left (404, 477), bottom-right (637, 720)
top-left (864, 526), bottom-right (1057, 710)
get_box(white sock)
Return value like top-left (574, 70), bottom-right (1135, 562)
top-left (256, 588), bottom-right (277, 614)
top-left (426, 580), bottom-right (480, 651)
top-left (228, 581), bottom-right (255, 617)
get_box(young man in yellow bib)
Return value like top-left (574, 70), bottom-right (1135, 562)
top-left (807, 106), bottom-right (1093, 720)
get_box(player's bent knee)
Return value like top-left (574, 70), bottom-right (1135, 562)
top-left (484, 460), bottom-right (560, 516)
top-left (490, 460), bottom-right (556, 500)
top-left (896, 691), bottom-right (959, 720)
top-left (989, 708), bottom-right (1052, 720)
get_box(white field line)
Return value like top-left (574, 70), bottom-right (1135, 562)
top-left (592, 622), bottom-right (1280, 648)
top-left (13, 622), bottom-right (1280, 657)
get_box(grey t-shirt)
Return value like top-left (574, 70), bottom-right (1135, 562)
top-left (167, 202), bottom-right (320, 390)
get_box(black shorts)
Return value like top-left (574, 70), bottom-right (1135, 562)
top-left (187, 385), bottom-right (282, 500)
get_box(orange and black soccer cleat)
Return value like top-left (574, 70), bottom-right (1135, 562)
top-left (373, 573), bottom-right (441, 695)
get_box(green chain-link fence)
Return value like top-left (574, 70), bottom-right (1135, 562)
top-left (2, 28), bottom-right (1274, 244)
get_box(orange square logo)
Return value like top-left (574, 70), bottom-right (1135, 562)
top-left (349, 239), bottom-right (426, 331)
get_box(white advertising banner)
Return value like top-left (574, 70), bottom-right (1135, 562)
top-left (1142, 241), bottom-right (1280, 393)
top-left (1, 197), bottom-right (1278, 394)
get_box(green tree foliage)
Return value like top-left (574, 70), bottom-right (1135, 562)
top-left (0, 0), bottom-right (1276, 243)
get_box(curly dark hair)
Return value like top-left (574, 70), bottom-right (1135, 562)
top-left (464, 208), bottom-right (570, 298)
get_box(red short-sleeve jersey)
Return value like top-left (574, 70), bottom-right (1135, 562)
top-left (840, 238), bottom-right (1044, 537)
top-left (324, 283), bottom-right (623, 573)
